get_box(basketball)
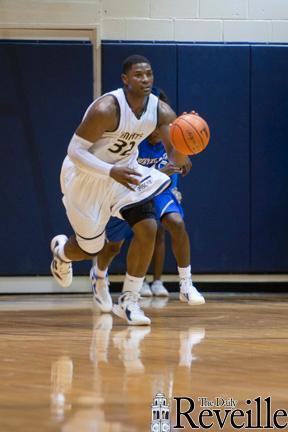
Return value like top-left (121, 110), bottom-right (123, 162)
top-left (169, 113), bottom-right (210, 155)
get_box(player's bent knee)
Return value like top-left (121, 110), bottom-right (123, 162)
top-left (106, 241), bottom-right (123, 256)
top-left (75, 231), bottom-right (106, 255)
top-left (163, 215), bottom-right (186, 236)
top-left (132, 218), bottom-right (157, 244)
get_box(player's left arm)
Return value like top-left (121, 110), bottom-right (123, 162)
top-left (157, 100), bottom-right (192, 175)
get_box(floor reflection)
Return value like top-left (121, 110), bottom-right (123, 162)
top-left (50, 356), bottom-right (73, 422)
top-left (50, 302), bottom-right (206, 431)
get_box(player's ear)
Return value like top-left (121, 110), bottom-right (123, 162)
top-left (121, 73), bottom-right (128, 86)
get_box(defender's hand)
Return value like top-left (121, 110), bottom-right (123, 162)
top-left (160, 163), bottom-right (182, 177)
top-left (110, 166), bottom-right (142, 191)
top-left (181, 157), bottom-right (192, 176)
top-left (181, 110), bottom-right (199, 116)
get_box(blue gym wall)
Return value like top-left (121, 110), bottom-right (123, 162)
top-left (0, 40), bottom-right (287, 275)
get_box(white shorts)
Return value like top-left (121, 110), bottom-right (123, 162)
top-left (60, 157), bottom-right (171, 254)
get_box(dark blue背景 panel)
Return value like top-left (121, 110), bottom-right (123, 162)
top-left (250, 45), bottom-right (288, 272)
top-left (0, 42), bottom-right (93, 275)
top-left (177, 44), bottom-right (250, 272)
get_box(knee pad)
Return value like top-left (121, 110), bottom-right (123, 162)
top-left (75, 230), bottom-right (106, 255)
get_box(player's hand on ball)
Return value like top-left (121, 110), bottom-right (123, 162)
top-left (110, 166), bottom-right (142, 191)
top-left (161, 163), bottom-right (182, 176)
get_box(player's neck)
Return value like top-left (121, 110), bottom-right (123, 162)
top-left (123, 88), bottom-right (148, 119)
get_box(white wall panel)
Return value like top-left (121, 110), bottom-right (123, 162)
top-left (0, 0), bottom-right (100, 26)
top-left (249, 0), bottom-right (288, 20)
top-left (175, 19), bottom-right (222, 41)
top-left (150, 0), bottom-right (198, 19)
top-left (101, 18), bottom-right (126, 39)
top-left (271, 21), bottom-right (288, 42)
top-left (102, 0), bottom-right (150, 18)
top-left (224, 20), bottom-right (270, 42)
top-left (126, 19), bottom-right (174, 40)
top-left (200, 0), bottom-right (247, 19)
top-left (0, 0), bottom-right (288, 48)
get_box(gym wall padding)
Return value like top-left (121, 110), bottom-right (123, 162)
top-left (1, 40), bottom-right (288, 275)
top-left (177, 45), bottom-right (250, 272)
top-left (0, 41), bottom-right (93, 275)
top-left (250, 46), bottom-right (288, 272)
top-left (102, 42), bottom-right (288, 274)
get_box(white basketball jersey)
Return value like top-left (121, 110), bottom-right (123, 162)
top-left (87, 88), bottom-right (159, 167)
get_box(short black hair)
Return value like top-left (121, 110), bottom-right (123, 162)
top-left (122, 54), bottom-right (151, 74)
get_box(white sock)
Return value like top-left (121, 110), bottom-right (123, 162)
top-left (178, 265), bottom-right (192, 280)
top-left (152, 279), bottom-right (161, 285)
top-left (92, 257), bottom-right (107, 278)
top-left (123, 273), bottom-right (144, 294)
top-left (56, 245), bottom-right (71, 263)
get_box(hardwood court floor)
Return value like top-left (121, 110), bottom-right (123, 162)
top-left (0, 292), bottom-right (287, 431)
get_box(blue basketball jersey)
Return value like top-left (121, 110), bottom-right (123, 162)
top-left (137, 139), bottom-right (178, 189)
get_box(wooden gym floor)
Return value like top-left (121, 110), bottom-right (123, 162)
top-left (0, 291), bottom-right (287, 431)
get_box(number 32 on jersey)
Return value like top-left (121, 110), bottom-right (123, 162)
top-left (108, 139), bottom-right (136, 157)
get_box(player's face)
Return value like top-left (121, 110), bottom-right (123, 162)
top-left (122, 63), bottom-right (154, 96)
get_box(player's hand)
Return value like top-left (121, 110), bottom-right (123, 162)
top-left (160, 163), bottom-right (182, 176)
top-left (110, 166), bottom-right (142, 191)
top-left (171, 187), bottom-right (183, 203)
top-left (180, 156), bottom-right (192, 176)
top-left (181, 110), bottom-right (199, 116)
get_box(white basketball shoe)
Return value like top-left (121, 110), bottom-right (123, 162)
top-left (140, 280), bottom-right (153, 297)
top-left (90, 267), bottom-right (113, 313)
top-left (113, 291), bottom-right (151, 326)
top-left (179, 278), bottom-right (205, 305)
top-left (151, 280), bottom-right (169, 297)
top-left (50, 235), bottom-right (73, 288)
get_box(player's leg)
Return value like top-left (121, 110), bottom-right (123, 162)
top-left (126, 217), bottom-right (157, 276)
top-left (90, 241), bottom-right (124, 313)
top-left (90, 217), bottom-right (130, 313)
top-left (113, 202), bottom-right (157, 325)
top-left (50, 233), bottom-right (98, 288)
top-left (51, 168), bottom-right (110, 288)
top-left (96, 240), bottom-right (125, 273)
top-left (139, 224), bottom-right (164, 297)
top-left (162, 212), bottom-right (190, 267)
top-left (150, 224), bottom-right (169, 297)
top-left (161, 212), bottom-right (205, 305)
top-left (153, 224), bottom-right (166, 281)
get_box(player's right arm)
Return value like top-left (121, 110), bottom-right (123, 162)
top-left (67, 96), bottom-right (141, 190)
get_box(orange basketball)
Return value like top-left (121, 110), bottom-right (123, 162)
top-left (169, 113), bottom-right (210, 155)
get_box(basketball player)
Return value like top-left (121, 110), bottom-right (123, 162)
top-left (50, 55), bottom-right (191, 326)
top-left (90, 90), bottom-right (205, 313)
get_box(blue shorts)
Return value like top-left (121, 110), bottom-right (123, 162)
top-left (153, 189), bottom-right (184, 220)
top-left (105, 188), bottom-right (184, 242)
top-left (105, 216), bottom-right (132, 243)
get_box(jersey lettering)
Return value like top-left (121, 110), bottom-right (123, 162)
top-left (108, 139), bottom-right (136, 156)
top-left (120, 131), bottom-right (144, 141)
